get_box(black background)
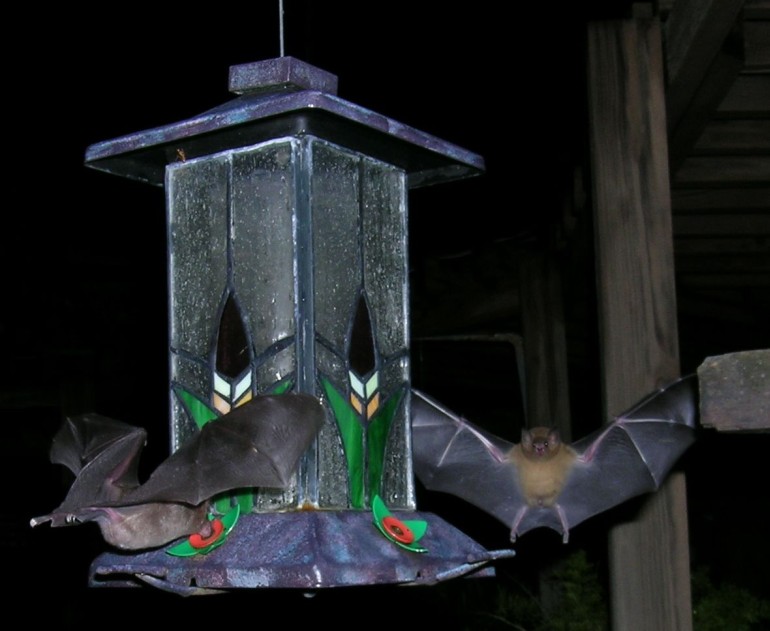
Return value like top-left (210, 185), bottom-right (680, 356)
top-left (4, 2), bottom-right (767, 626)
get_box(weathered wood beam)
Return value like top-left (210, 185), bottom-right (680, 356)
top-left (698, 349), bottom-right (770, 431)
top-left (693, 119), bottom-right (770, 154)
top-left (519, 252), bottom-right (571, 438)
top-left (718, 74), bottom-right (770, 113)
top-left (744, 0), bottom-right (770, 20)
top-left (677, 291), bottom-right (763, 323)
top-left (667, 50), bottom-right (744, 173)
top-left (676, 272), bottom-right (770, 287)
top-left (588, 18), bottom-right (692, 631)
top-left (663, 0), bottom-right (744, 130)
top-left (744, 18), bottom-right (770, 69)
top-left (671, 187), bottom-right (770, 211)
top-left (673, 236), bottom-right (770, 255)
top-left (673, 156), bottom-right (770, 186)
top-left (518, 251), bottom-right (575, 619)
top-left (672, 212), bottom-right (770, 235)
top-left (674, 251), bottom-right (770, 273)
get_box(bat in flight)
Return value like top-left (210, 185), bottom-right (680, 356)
top-left (30, 393), bottom-right (325, 550)
top-left (410, 375), bottom-right (698, 543)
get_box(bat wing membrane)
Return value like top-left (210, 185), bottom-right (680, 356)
top-left (411, 389), bottom-right (525, 529)
top-left (35, 394), bottom-right (325, 520)
top-left (33, 414), bottom-right (147, 527)
top-left (411, 375), bottom-right (698, 541)
top-left (544, 375), bottom-right (698, 531)
top-left (126, 393), bottom-right (325, 506)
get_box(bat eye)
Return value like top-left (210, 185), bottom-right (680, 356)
top-left (381, 515), bottom-right (415, 545)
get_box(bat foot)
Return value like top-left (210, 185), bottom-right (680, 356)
top-left (555, 505), bottom-right (570, 544)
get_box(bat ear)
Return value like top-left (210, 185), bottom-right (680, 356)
top-left (520, 428), bottom-right (532, 447)
top-left (547, 428), bottom-right (561, 446)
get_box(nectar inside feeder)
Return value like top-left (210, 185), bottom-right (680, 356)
top-left (83, 56), bottom-right (515, 594)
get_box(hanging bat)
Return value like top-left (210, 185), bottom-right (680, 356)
top-left (410, 375), bottom-right (698, 543)
top-left (30, 393), bottom-right (325, 550)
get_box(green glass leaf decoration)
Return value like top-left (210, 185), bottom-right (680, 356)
top-left (366, 388), bottom-right (404, 501)
top-left (269, 379), bottom-right (294, 395)
top-left (173, 386), bottom-right (218, 430)
top-left (321, 376), bottom-right (364, 509)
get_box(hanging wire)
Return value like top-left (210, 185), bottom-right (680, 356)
top-left (279, 0), bottom-right (285, 57)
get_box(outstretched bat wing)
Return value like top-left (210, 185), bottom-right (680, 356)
top-left (49, 413), bottom-right (145, 480)
top-left (537, 376), bottom-right (698, 535)
top-left (411, 390), bottom-right (522, 529)
top-left (411, 376), bottom-right (698, 542)
top-left (40, 414), bottom-right (147, 526)
top-left (125, 393), bottom-right (325, 506)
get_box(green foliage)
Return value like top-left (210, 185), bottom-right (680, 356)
top-left (427, 550), bottom-right (608, 630)
top-left (416, 539), bottom-right (770, 631)
top-left (430, 575), bottom-right (542, 630)
top-left (426, 555), bottom-right (770, 630)
top-left (536, 549), bottom-right (608, 631)
top-left (692, 566), bottom-right (770, 631)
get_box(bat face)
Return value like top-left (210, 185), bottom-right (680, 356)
top-left (30, 393), bottom-right (325, 550)
top-left (411, 376), bottom-right (698, 544)
top-left (519, 427), bottom-right (563, 459)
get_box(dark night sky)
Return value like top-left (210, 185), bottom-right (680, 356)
top-left (4, 2), bottom-right (767, 625)
top-left (6, 3), bottom-right (591, 418)
top-left (4, 0), bottom-right (589, 597)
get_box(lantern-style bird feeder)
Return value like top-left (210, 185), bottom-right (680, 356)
top-left (84, 57), bottom-right (514, 594)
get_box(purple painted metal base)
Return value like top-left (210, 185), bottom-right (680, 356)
top-left (88, 510), bottom-right (515, 596)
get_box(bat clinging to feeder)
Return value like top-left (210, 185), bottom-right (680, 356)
top-left (30, 393), bottom-right (325, 550)
top-left (410, 376), bottom-right (697, 543)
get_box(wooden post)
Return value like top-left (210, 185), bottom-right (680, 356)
top-left (588, 20), bottom-right (693, 630)
top-left (519, 251), bottom-right (574, 617)
top-left (519, 251), bottom-right (571, 437)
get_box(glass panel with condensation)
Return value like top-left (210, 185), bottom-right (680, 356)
top-left (166, 136), bottom-right (414, 512)
top-left (311, 137), bottom-right (413, 510)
